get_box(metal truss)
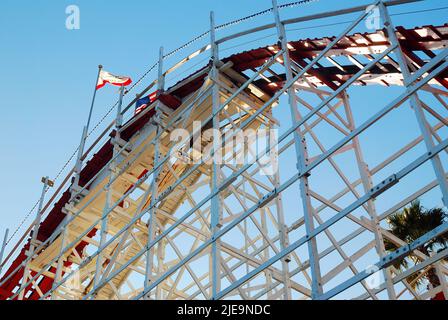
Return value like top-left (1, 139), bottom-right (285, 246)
top-left (1, 0), bottom-right (448, 300)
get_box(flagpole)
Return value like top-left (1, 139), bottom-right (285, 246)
top-left (72, 65), bottom-right (102, 195)
top-left (86, 65), bottom-right (103, 130)
top-left (115, 85), bottom-right (125, 130)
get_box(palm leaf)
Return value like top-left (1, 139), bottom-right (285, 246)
top-left (384, 200), bottom-right (448, 290)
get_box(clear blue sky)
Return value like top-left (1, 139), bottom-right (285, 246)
top-left (0, 0), bottom-right (447, 298)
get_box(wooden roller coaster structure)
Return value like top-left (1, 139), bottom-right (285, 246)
top-left (1, 0), bottom-right (448, 300)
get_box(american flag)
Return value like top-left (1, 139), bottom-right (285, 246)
top-left (135, 91), bottom-right (158, 115)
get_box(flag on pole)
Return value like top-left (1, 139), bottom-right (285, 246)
top-left (135, 91), bottom-right (159, 115)
top-left (96, 70), bottom-right (132, 89)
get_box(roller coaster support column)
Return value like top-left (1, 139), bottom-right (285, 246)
top-left (271, 0), bottom-right (322, 299)
top-left (341, 90), bottom-right (397, 300)
top-left (144, 46), bottom-right (166, 299)
top-left (93, 84), bottom-right (126, 290)
top-left (210, 11), bottom-right (223, 299)
top-left (379, 1), bottom-right (448, 208)
top-left (18, 176), bottom-right (53, 300)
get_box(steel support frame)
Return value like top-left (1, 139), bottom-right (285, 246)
top-left (30, 54), bottom-right (448, 300)
top-left (6, 0), bottom-right (448, 301)
top-left (272, 0), bottom-right (316, 299)
top-left (144, 46), bottom-right (166, 300)
top-left (18, 177), bottom-right (51, 300)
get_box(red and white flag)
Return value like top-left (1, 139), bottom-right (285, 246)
top-left (96, 70), bottom-right (132, 90)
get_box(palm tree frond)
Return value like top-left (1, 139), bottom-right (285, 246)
top-left (384, 200), bottom-right (448, 293)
